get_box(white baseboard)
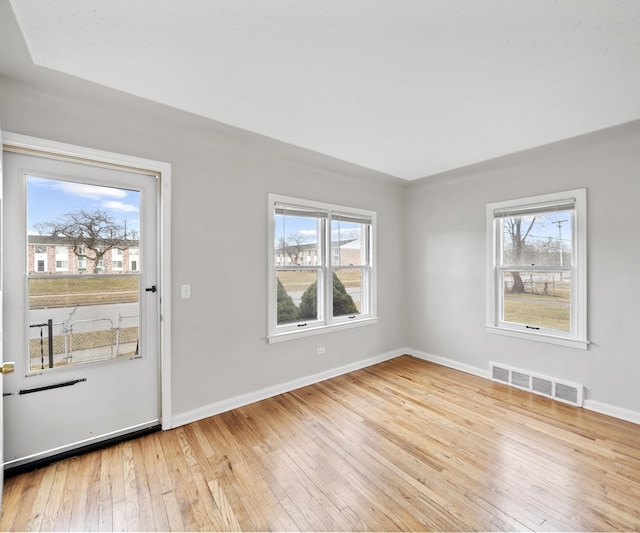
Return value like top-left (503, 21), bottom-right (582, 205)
top-left (407, 348), bottom-right (490, 380)
top-left (172, 346), bottom-right (640, 429)
top-left (172, 348), bottom-right (405, 428)
top-left (583, 400), bottom-right (640, 426)
top-left (407, 348), bottom-right (640, 427)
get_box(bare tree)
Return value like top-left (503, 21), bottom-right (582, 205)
top-left (504, 217), bottom-right (536, 293)
top-left (35, 208), bottom-right (137, 273)
top-left (277, 232), bottom-right (307, 266)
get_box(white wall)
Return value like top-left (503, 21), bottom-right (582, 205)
top-left (405, 121), bottom-right (640, 417)
top-left (0, 74), bottom-right (406, 424)
top-left (2, 0), bottom-right (639, 424)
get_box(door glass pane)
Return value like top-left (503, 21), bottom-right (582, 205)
top-left (27, 176), bottom-right (141, 371)
top-left (502, 271), bottom-right (571, 332)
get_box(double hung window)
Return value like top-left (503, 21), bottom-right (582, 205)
top-left (55, 245), bottom-right (69, 271)
top-left (486, 189), bottom-right (587, 349)
top-left (268, 194), bottom-right (376, 342)
top-left (130, 248), bottom-right (139, 271)
top-left (112, 247), bottom-right (124, 270)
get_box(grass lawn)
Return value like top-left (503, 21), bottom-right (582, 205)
top-left (29, 275), bottom-right (139, 308)
top-left (504, 294), bottom-right (570, 331)
top-left (277, 270), bottom-right (361, 291)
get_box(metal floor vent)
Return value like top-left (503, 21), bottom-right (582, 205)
top-left (490, 362), bottom-right (583, 407)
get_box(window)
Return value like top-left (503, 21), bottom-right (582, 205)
top-left (129, 248), bottom-right (139, 271)
top-left (95, 247), bottom-right (104, 272)
top-left (55, 245), bottom-right (69, 271)
top-left (34, 245), bottom-right (47, 273)
top-left (112, 247), bottom-right (124, 270)
top-left (486, 189), bottom-right (587, 349)
top-left (268, 194), bottom-right (376, 342)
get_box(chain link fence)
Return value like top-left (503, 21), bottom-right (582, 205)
top-left (29, 312), bottom-right (139, 371)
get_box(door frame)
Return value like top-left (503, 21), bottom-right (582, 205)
top-left (2, 132), bottom-right (173, 430)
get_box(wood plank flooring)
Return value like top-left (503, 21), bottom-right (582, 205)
top-left (2, 355), bottom-right (640, 531)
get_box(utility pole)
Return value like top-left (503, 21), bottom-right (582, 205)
top-left (553, 219), bottom-right (568, 278)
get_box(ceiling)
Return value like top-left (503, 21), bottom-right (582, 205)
top-left (6, 0), bottom-right (640, 180)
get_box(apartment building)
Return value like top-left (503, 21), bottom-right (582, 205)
top-left (27, 235), bottom-right (139, 275)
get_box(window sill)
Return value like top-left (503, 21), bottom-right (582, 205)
top-left (268, 316), bottom-right (379, 344)
top-left (486, 325), bottom-right (589, 350)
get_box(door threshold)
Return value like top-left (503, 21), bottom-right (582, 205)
top-left (4, 424), bottom-right (161, 478)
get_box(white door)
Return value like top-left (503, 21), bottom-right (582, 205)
top-left (2, 149), bottom-right (160, 469)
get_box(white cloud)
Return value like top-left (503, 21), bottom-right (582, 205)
top-left (54, 181), bottom-right (127, 200)
top-left (102, 200), bottom-right (139, 213)
top-left (332, 227), bottom-right (361, 240)
top-left (298, 229), bottom-right (317, 238)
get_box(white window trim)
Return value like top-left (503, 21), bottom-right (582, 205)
top-left (268, 193), bottom-right (378, 343)
top-left (485, 188), bottom-right (588, 350)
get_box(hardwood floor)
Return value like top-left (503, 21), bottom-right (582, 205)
top-left (2, 355), bottom-right (640, 531)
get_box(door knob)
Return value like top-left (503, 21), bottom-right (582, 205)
top-left (1, 362), bottom-right (15, 375)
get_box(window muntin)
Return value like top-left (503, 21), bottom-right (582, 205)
top-left (487, 189), bottom-right (587, 348)
top-left (269, 195), bottom-right (376, 341)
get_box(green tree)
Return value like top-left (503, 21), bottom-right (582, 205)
top-left (332, 274), bottom-right (359, 316)
top-left (277, 277), bottom-right (300, 324)
top-left (299, 272), bottom-right (358, 320)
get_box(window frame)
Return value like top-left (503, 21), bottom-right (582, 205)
top-left (112, 247), bottom-right (124, 271)
top-left (486, 189), bottom-right (588, 349)
top-left (129, 247), bottom-right (139, 271)
top-left (268, 194), bottom-right (377, 343)
top-left (55, 245), bottom-right (69, 272)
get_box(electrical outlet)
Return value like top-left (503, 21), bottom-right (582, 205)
top-left (316, 347), bottom-right (326, 355)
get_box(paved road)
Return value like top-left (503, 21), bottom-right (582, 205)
top-left (30, 302), bottom-right (138, 332)
top-left (289, 287), bottom-right (361, 305)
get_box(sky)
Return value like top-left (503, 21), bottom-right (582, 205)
top-left (274, 214), bottom-right (362, 245)
top-left (27, 176), bottom-right (140, 236)
top-left (505, 212), bottom-right (573, 246)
